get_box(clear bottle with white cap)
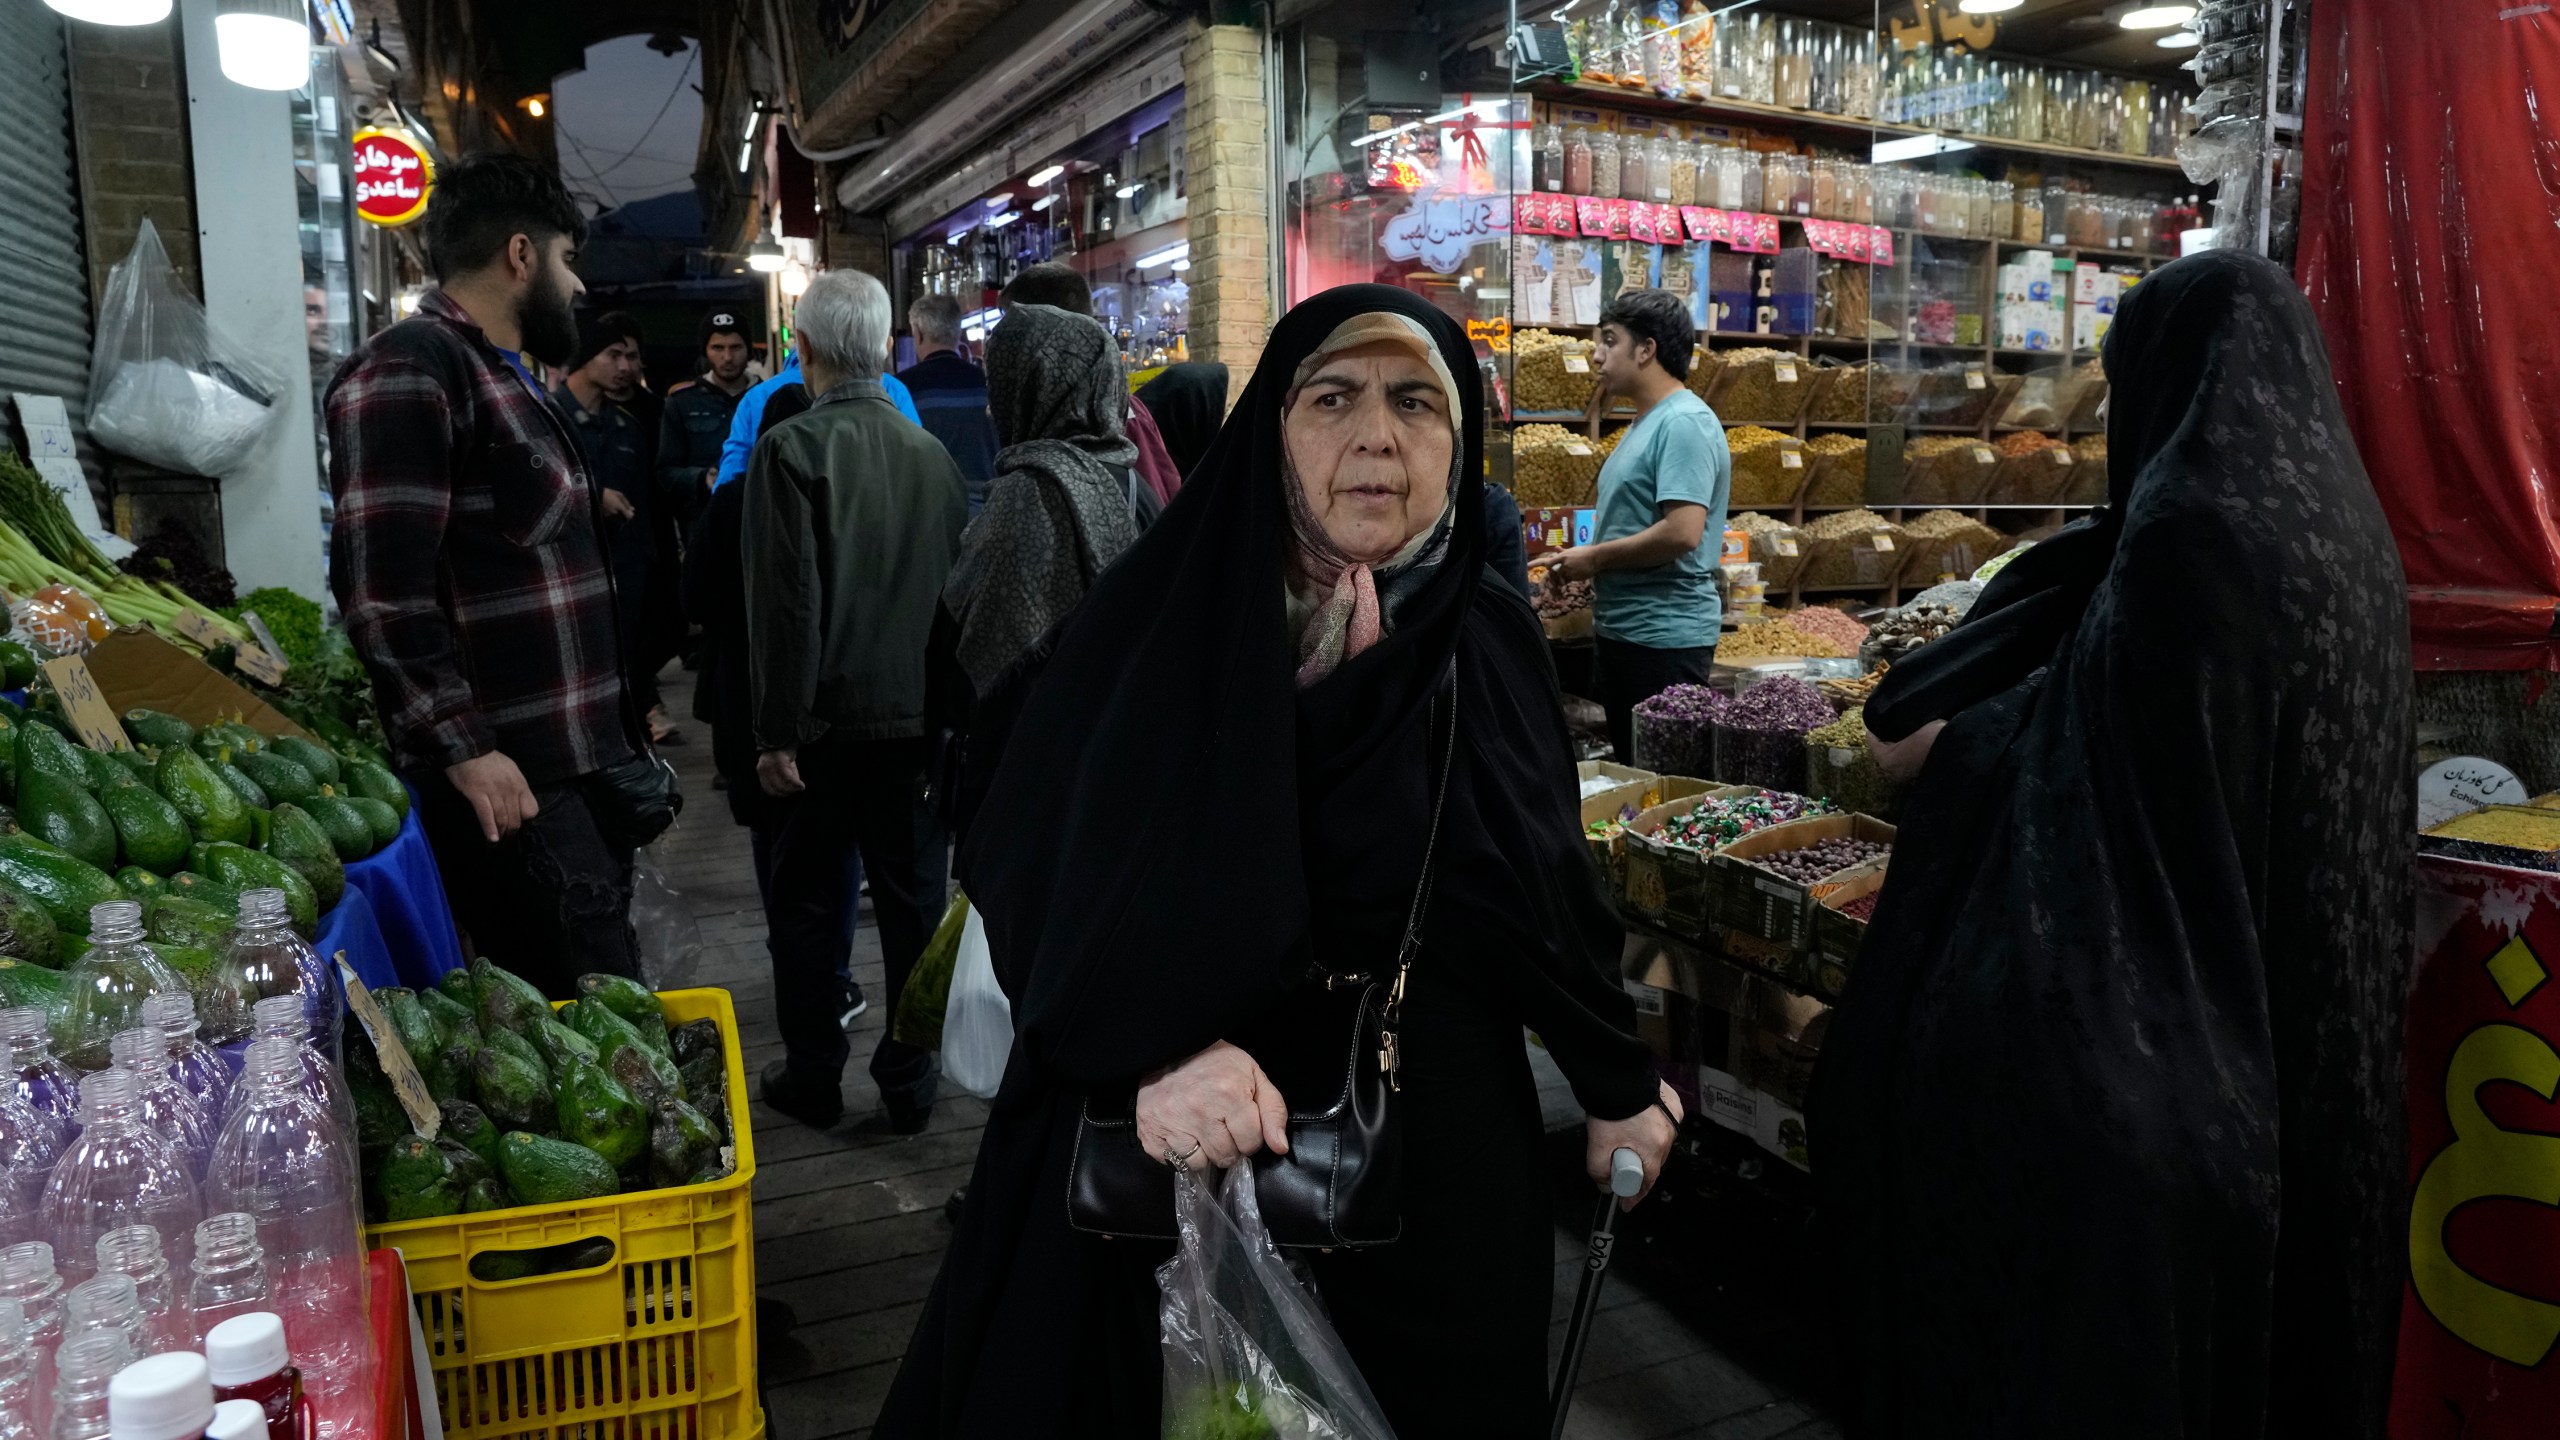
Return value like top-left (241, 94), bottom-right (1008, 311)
top-left (202, 1403), bottom-right (265, 1440)
top-left (106, 1032), bottom-right (212, 1182)
top-left (204, 1041), bottom-right (365, 1432)
top-left (142, 998), bottom-right (229, 1132)
top-left (55, 1276), bottom-right (142, 1355)
top-left (0, 1297), bottom-right (42, 1440)
top-left (202, 1313), bottom-right (303, 1440)
top-left (57, 904), bottom-right (184, 1075)
top-left (46, 1330), bottom-right (131, 1440)
top-left (103, 1351), bottom-right (212, 1440)
top-left (184, 1215), bottom-right (270, 1345)
top-left (90, 1227), bottom-right (180, 1356)
top-left (36, 1072), bottom-right (201, 1286)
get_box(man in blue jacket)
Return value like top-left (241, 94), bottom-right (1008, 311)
top-left (715, 346), bottom-right (920, 489)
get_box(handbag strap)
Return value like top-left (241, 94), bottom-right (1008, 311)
top-left (1375, 657), bottom-right (1459, 1064)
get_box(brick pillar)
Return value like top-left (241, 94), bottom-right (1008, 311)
top-left (67, 19), bottom-right (201, 301)
top-left (1183, 23), bottom-right (1269, 410)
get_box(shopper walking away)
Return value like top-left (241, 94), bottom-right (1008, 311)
top-left (743, 270), bottom-right (968, 1134)
top-left (326, 153), bottom-right (649, 996)
top-left (882, 284), bottom-right (1681, 1438)
top-left (1132, 360), bottom-right (1227, 480)
top-left (1546, 289), bottom-right (1727, 763)
top-left (998, 262), bottom-right (1180, 520)
top-left (659, 311), bottom-right (755, 536)
top-left (899, 295), bottom-right (1000, 514)
top-left (715, 334), bottom-right (919, 491)
top-left (1808, 250), bottom-right (2411, 1440)
top-left (555, 312), bottom-right (679, 739)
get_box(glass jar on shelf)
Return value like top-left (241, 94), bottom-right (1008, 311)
top-left (1762, 151), bottom-right (1797, 216)
top-left (1535, 124), bottom-right (1565, 193)
top-left (1773, 17), bottom-right (1813, 109)
top-left (2014, 183), bottom-right (2046, 243)
top-left (2094, 75), bottom-right (2125, 153)
top-left (1811, 26), bottom-right (1845, 115)
top-left (2072, 75), bottom-right (2104, 150)
top-left (1847, 163), bottom-right (1875, 224)
top-left (1667, 139), bottom-right (1700, 206)
top-left (1564, 127), bottom-right (1595, 195)
top-left (1618, 131), bottom-right (1650, 200)
top-left (2067, 190), bottom-right (2106, 248)
top-left (1737, 146), bottom-right (1765, 212)
top-left (1965, 177), bottom-right (1993, 239)
top-left (1810, 157), bottom-right (1840, 219)
top-left (2043, 181), bottom-right (2072, 246)
top-left (2010, 65), bottom-right (2045, 143)
top-left (1650, 136), bottom-right (1677, 201)
top-left (2114, 195), bottom-right (2145, 251)
top-left (1591, 130), bottom-right (1622, 201)
top-left (1841, 30), bottom-right (1877, 119)
top-left (1915, 173), bottom-right (1944, 234)
top-left (1736, 11), bottom-right (1776, 105)
top-left (1987, 181), bottom-right (2016, 241)
top-left (2042, 69), bottom-right (2077, 148)
top-left (2119, 81), bottom-right (2153, 157)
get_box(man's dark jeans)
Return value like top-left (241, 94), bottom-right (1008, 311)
top-left (412, 772), bottom-right (642, 998)
top-left (1594, 635), bottom-right (1715, 766)
top-left (750, 814), bottom-right (862, 994)
top-left (763, 736), bottom-right (947, 1108)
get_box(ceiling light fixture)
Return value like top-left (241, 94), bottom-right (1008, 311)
top-left (1134, 241), bottom-right (1190, 269)
top-left (747, 236), bottom-right (786, 274)
top-left (1115, 183), bottom-right (1143, 199)
top-left (2157, 28), bottom-right (2201, 46)
top-left (985, 195), bottom-right (1011, 209)
top-left (986, 211), bottom-right (1022, 229)
top-left (737, 140), bottom-right (754, 173)
top-left (2113, 3), bottom-right (2199, 30)
top-left (214, 0), bottom-right (312, 89)
top-left (1031, 195), bottom-right (1059, 212)
top-left (1870, 134), bottom-right (1976, 165)
top-left (741, 107), bottom-right (763, 142)
top-left (1027, 164), bottom-right (1065, 187)
top-left (43, 0), bottom-right (171, 26)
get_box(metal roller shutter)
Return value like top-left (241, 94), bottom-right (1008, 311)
top-left (0, 4), bottom-right (94, 470)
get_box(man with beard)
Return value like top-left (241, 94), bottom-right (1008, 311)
top-left (325, 153), bottom-right (651, 996)
top-left (658, 311), bottom-right (753, 534)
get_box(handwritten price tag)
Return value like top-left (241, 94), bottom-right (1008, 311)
top-left (234, 646), bottom-right (288, 687)
top-left (1774, 359), bottom-right (1799, 384)
top-left (341, 961), bottom-right (442, 1136)
top-left (1973, 447), bottom-right (1998, 465)
top-left (1870, 534), bottom-right (1897, 553)
top-left (1780, 449), bottom-right (1803, 469)
top-left (1964, 365), bottom-right (1989, 391)
top-left (1773, 537), bottom-right (1800, 557)
top-left (1563, 354), bottom-right (1592, 375)
top-left (40, 655), bottom-right (128, 752)
top-left (170, 611), bottom-right (230, 650)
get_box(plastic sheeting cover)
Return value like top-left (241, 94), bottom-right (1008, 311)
top-left (2296, 0), bottom-right (2560, 670)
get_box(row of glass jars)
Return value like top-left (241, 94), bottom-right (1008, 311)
top-left (1570, 5), bottom-right (2188, 160)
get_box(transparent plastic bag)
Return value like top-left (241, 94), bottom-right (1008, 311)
top-left (940, 904), bottom-right (1010, 1100)
top-left (85, 220), bottom-right (284, 478)
top-left (630, 849), bottom-right (702, 991)
top-left (1158, 1168), bottom-right (1395, 1440)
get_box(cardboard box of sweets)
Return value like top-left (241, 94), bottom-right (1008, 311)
top-left (1708, 813), bottom-right (1898, 950)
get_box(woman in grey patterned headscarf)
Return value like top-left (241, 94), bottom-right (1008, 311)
top-left (941, 302), bottom-right (1143, 698)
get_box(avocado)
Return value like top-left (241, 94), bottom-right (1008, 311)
top-left (160, 871), bottom-right (239, 913)
top-left (19, 710), bottom-right (72, 743)
top-left (241, 807), bottom-right (271, 850)
top-left (435, 965), bottom-right (478, 1012)
top-left (469, 1038), bottom-right (555, 1132)
top-left (150, 942), bottom-right (218, 993)
top-left (300, 794), bottom-right (376, 861)
top-left (496, 1130), bottom-right (619, 1206)
top-left (0, 956), bottom-right (66, 1020)
top-left (100, 785), bottom-right (190, 876)
top-left (575, 974), bottom-right (671, 1057)
top-left (191, 725), bottom-right (259, 763)
top-left (0, 697), bottom-right (18, 726)
top-left (343, 758), bottom-right (411, 821)
top-left (483, 1023), bottom-right (548, 1084)
top-left (379, 1135), bottom-right (464, 1222)
top-left (422, 989), bottom-right (484, 1081)
top-left (267, 736), bottom-right (342, 788)
top-left (111, 747), bottom-right (156, 778)
top-left (668, 1017), bottom-right (723, 1070)
top-left (157, 745), bottom-right (249, 846)
top-left (470, 957), bottom-right (552, 1034)
top-left (570, 1001), bottom-right (684, 1106)
top-left (378, 987), bottom-right (455, 1100)
top-left (235, 751), bottom-right (318, 808)
top-left (13, 722), bottom-right (87, 795)
top-left (648, 1096), bottom-right (724, 1189)
top-left (438, 1098), bottom-right (504, 1173)
top-left (0, 880), bottom-right (64, 970)
top-left (677, 1051), bottom-right (726, 1118)
top-left (78, 748), bottom-right (135, 794)
top-left (434, 1133), bottom-right (491, 1189)
top-left (263, 804), bottom-right (344, 912)
top-left (340, 794), bottom-right (402, 851)
top-left (349, 1069), bottom-right (405, 1159)
top-left (0, 719), bottom-right (17, 802)
top-left (0, 834), bottom-right (127, 936)
top-left (212, 758), bottom-right (269, 812)
top-left (0, 640), bottom-right (37, 691)
top-left (190, 843), bottom-right (316, 934)
top-left (529, 1013), bottom-right (599, 1073)
top-left (551, 1055), bottom-right (648, 1171)
top-left (121, 710), bottom-right (194, 751)
top-left (607, 1044), bottom-right (673, 1107)
top-left (113, 867), bottom-right (164, 898)
top-left (16, 773), bottom-right (118, 873)
top-left (461, 1177), bottom-right (513, 1213)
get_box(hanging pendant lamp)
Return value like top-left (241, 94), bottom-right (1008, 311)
top-left (215, 0), bottom-right (313, 91)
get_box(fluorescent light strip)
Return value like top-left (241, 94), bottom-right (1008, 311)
top-left (1027, 164), bottom-right (1064, 187)
top-left (1870, 134), bottom-right (1976, 165)
top-left (740, 108), bottom-right (761, 142)
top-left (1031, 195), bottom-right (1058, 211)
top-left (1133, 242), bottom-right (1189, 268)
top-left (737, 140), bottom-right (754, 172)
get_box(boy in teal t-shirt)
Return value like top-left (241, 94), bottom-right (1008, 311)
top-left (1548, 289), bottom-right (1730, 762)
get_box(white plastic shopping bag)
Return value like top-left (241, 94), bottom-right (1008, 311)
top-left (1159, 1167), bottom-right (1396, 1440)
top-left (86, 219), bottom-right (283, 477)
top-left (940, 903), bottom-right (1012, 1098)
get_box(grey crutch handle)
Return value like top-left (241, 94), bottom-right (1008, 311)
top-left (1610, 1146), bottom-right (1643, 1199)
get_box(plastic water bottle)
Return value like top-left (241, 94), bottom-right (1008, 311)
top-left (204, 894), bottom-right (337, 1060)
top-left (90, 1227), bottom-right (181, 1356)
top-left (58, 906), bottom-right (184, 1076)
top-left (143, 998), bottom-right (229, 1131)
top-left (0, 1013), bottom-right (77, 1148)
top-left (241, 1004), bottom-right (354, 1189)
top-left (36, 1073), bottom-right (201, 1287)
top-left (0, 1083), bottom-right (63, 1227)
top-left (105, 1033), bottom-right (212, 1182)
top-left (185, 1214), bottom-right (271, 1354)
top-left (47, 1331), bottom-right (132, 1440)
top-left (0, 1298), bottom-right (42, 1440)
top-left (203, 1040), bottom-right (368, 1426)
top-left (103, 1351), bottom-right (212, 1440)
top-left (55, 1274), bottom-right (143, 1358)
top-left (0, 1245), bottom-right (63, 1360)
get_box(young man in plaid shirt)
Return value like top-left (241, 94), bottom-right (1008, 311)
top-left (325, 154), bottom-right (651, 997)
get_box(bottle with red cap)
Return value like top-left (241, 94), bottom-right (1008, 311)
top-left (203, 1313), bottom-right (311, 1440)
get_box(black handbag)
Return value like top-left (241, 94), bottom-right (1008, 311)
top-left (581, 749), bottom-right (684, 851)
top-left (1067, 660), bottom-right (1457, 1250)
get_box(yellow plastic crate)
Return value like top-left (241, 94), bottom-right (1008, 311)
top-left (365, 988), bottom-right (762, 1440)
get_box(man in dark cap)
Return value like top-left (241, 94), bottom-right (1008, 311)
top-left (556, 310), bottom-right (673, 729)
top-left (658, 310), bottom-right (754, 538)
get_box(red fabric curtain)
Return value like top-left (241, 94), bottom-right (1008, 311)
top-left (2296, 1), bottom-right (2560, 670)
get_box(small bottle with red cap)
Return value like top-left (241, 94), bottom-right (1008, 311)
top-left (202, 1313), bottom-right (313, 1440)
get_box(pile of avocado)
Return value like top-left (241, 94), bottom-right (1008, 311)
top-left (354, 958), bottom-right (732, 1224)
top-left (0, 701), bottom-right (410, 993)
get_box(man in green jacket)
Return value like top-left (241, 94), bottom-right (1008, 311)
top-left (743, 268), bottom-right (969, 1132)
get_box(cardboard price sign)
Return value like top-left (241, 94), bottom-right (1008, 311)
top-left (341, 960), bottom-right (441, 1136)
top-left (40, 655), bottom-right (130, 752)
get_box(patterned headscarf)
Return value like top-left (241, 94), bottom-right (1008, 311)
top-left (1280, 312), bottom-right (1462, 687)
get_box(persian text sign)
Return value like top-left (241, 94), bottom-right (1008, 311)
top-left (1379, 196), bottom-right (1511, 274)
top-left (351, 127), bottom-right (434, 227)
top-left (2394, 854), bottom-right (2560, 1436)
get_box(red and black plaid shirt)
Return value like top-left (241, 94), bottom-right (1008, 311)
top-left (325, 291), bottom-right (636, 786)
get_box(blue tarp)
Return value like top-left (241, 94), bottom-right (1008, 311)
top-left (322, 789), bottom-right (465, 990)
